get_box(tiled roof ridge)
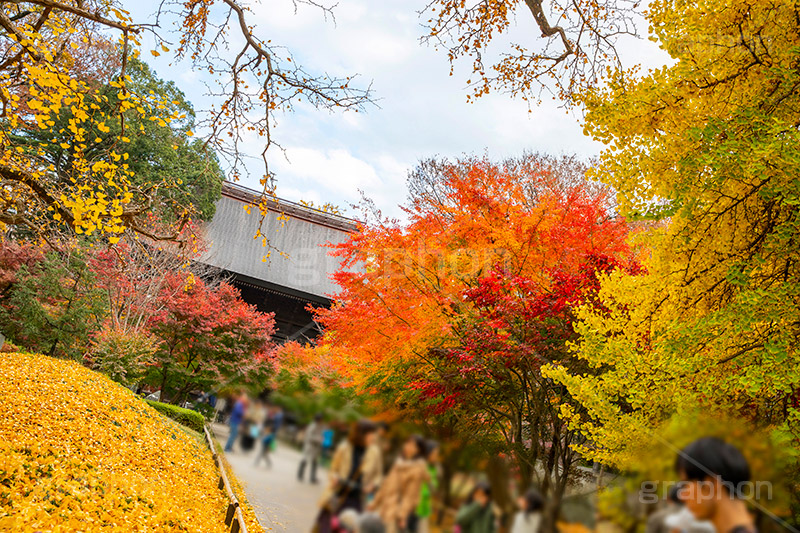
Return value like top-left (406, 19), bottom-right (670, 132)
top-left (221, 181), bottom-right (359, 233)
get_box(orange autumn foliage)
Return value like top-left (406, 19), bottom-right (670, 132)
top-left (316, 155), bottom-right (635, 390)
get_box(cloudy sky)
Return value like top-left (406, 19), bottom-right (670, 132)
top-left (133, 0), bottom-right (669, 219)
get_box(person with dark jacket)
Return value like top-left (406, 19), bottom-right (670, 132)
top-left (455, 482), bottom-right (496, 533)
top-left (314, 420), bottom-right (383, 533)
top-left (224, 393), bottom-right (248, 452)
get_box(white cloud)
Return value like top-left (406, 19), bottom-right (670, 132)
top-left (132, 0), bottom-right (670, 221)
top-left (273, 147), bottom-right (381, 191)
top-left (261, 147), bottom-right (411, 216)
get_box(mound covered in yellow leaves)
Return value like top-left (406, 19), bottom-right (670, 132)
top-left (0, 352), bottom-right (232, 531)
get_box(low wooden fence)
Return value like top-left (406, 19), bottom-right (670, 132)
top-left (203, 425), bottom-right (249, 533)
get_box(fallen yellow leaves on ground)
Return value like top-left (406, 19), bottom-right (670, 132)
top-left (218, 454), bottom-right (266, 533)
top-left (0, 352), bottom-right (261, 532)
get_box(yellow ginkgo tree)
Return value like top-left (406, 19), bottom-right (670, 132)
top-left (0, 0), bottom-right (372, 241)
top-left (538, 0), bottom-right (800, 508)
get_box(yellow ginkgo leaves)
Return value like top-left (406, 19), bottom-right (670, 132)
top-left (0, 352), bottom-right (263, 532)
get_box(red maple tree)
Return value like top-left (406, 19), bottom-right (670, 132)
top-left (146, 272), bottom-right (276, 403)
top-left (315, 154), bottom-right (641, 524)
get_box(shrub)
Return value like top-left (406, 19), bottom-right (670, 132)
top-left (86, 326), bottom-right (158, 386)
top-left (0, 339), bottom-right (20, 353)
top-left (192, 401), bottom-right (217, 420)
top-left (146, 399), bottom-right (206, 432)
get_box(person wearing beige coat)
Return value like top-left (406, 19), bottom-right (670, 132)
top-left (327, 438), bottom-right (384, 503)
top-left (369, 435), bottom-right (428, 533)
top-left (316, 420), bottom-right (383, 533)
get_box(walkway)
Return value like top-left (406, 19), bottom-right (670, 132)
top-left (211, 423), bottom-right (326, 532)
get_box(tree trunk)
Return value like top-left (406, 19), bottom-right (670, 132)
top-left (174, 380), bottom-right (195, 406)
top-left (487, 453), bottom-right (514, 528)
top-left (159, 365), bottom-right (169, 403)
top-left (541, 487), bottom-right (563, 533)
top-left (517, 449), bottom-right (535, 492)
top-left (596, 463), bottom-right (606, 490)
top-left (438, 458), bottom-right (454, 525)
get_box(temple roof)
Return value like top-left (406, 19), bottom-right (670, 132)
top-left (199, 182), bottom-right (358, 300)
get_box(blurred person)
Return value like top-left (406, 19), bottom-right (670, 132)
top-left (376, 422), bottom-right (394, 475)
top-left (664, 506), bottom-right (716, 533)
top-left (647, 486), bottom-right (714, 533)
top-left (240, 398), bottom-right (265, 452)
top-left (255, 424), bottom-right (276, 468)
top-left (300, 413), bottom-right (325, 483)
top-left (285, 410), bottom-right (300, 442)
top-left (323, 426), bottom-right (336, 461)
top-left (247, 399), bottom-right (267, 428)
top-left (369, 435), bottom-right (428, 533)
top-left (271, 404), bottom-right (285, 435)
top-left (646, 486), bottom-right (683, 533)
top-left (222, 396), bottom-right (234, 422)
top-left (314, 420), bottom-right (383, 533)
top-left (675, 437), bottom-right (756, 533)
top-left (455, 482), bottom-right (496, 533)
top-left (224, 393), bottom-right (248, 453)
top-left (510, 488), bottom-right (543, 533)
top-left (338, 509), bottom-right (360, 532)
top-left (214, 396), bottom-right (227, 423)
top-left (411, 440), bottom-right (440, 533)
top-left (337, 509), bottom-right (386, 533)
top-left (196, 391), bottom-right (210, 408)
top-left (359, 513), bottom-right (387, 533)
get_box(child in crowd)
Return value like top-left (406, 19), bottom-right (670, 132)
top-left (510, 488), bottom-right (543, 533)
top-left (254, 424), bottom-right (275, 468)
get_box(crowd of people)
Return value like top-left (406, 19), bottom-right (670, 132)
top-left (219, 392), bottom-right (332, 480)
top-left (314, 420), bottom-right (446, 533)
top-left (312, 420), bottom-right (547, 533)
top-left (221, 393), bottom-right (285, 467)
top-left (316, 434), bottom-right (759, 533)
top-left (217, 394), bottom-right (760, 533)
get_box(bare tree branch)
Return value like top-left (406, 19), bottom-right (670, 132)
top-left (422, 0), bottom-right (640, 103)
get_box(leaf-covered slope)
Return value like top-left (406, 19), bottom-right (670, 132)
top-left (0, 352), bottom-right (228, 531)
